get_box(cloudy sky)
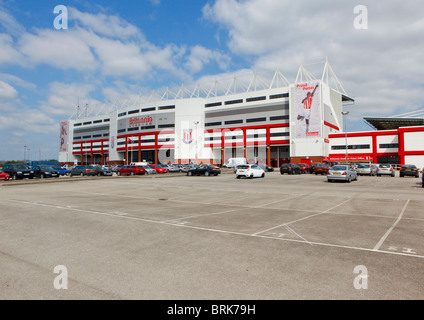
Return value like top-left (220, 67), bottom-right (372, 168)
top-left (0, 0), bottom-right (423, 161)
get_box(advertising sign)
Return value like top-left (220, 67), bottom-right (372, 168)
top-left (295, 80), bottom-right (321, 138)
top-left (59, 121), bottom-right (68, 152)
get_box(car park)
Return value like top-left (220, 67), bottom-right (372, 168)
top-left (69, 165), bottom-right (98, 177)
top-left (280, 163), bottom-right (301, 175)
top-left (399, 164), bottom-right (420, 178)
top-left (2, 163), bottom-right (35, 180)
top-left (236, 164), bottom-right (265, 179)
top-left (0, 169), bottom-right (10, 181)
top-left (92, 165), bottom-right (113, 176)
top-left (311, 163), bottom-right (330, 175)
top-left (298, 163), bottom-right (310, 174)
top-left (376, 164), bottom-right (395, 177)
top-left (187, 164), bottom-right (221, 176)
top-left (117, 165), bottom-right (145, 176)
top-left (327, 165), bottom-right (358, 183)
top-left (32, 165), bottom-right (60, 179)
top-left (357, 164), bottom-right (377, 176)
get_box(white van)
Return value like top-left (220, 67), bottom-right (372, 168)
top-left (223, 158), bottom-right (247, 168)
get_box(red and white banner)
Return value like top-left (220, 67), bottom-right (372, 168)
top-left (295, 80), bottom-right (321, 139)
top-left (60, 121), bottom-right (68, 152)
top-left (324, 155), bottom-right (373, 162)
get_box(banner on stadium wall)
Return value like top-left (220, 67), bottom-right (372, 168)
top-left (324, 155), bottom-right (373, 162)
top-left (295, 80), bottom-right (321, 139)
top-left (59, 121), bottom-right (68, 152)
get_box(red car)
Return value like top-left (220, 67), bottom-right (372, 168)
top-left (117, 165), bottom-right (145, 176)
top-left (0, 170), bottom-right (10, 181)
top-left (312, 163), bottom-right (330, 175)
top-left (298, 163), bottom-right (310, 174)
top-left (148, 164), bottom-right (168, 173)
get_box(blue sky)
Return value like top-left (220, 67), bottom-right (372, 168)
top-left (0, 0), bottom-right (423, 161)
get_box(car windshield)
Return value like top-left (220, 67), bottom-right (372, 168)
top-left (39, 165), bottom-right (54, 170)
top-left (358, 164), bottom-right (369, 168)
top-left (379, 164), bottom-right (391, 168)
top-left (331, 165), bottom-right (348, 171)
top-left (403, 165), bottom-right (415, 168)
top-left (238, 165), bottom-right (249, 169)
top-left (13, 164), bottom-right (28, 170)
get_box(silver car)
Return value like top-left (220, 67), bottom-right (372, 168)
top-left (327, 165), bottom-right (358, 183)
top-left (357, 164), bottom-right (377, 176)
top-left (376, 164), bottom-right (395, 177)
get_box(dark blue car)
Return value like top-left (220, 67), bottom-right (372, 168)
top-left (53, 166), bottom-right (69, 176)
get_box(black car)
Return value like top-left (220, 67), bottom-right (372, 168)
top-left (399, 164), bottom-right (419, 178)
top-left (280, 163), bottom-right (301, 175)
top-left (258, 163), bottom-right (274, 172)
top-left (187, 164), bottom-right (221, 176)
top-left (92, 165), bottom-right (113, 176)
top-left (2, 163), bottom-right (35, 180)
top-left (33, 165), bottom-right (60, 178)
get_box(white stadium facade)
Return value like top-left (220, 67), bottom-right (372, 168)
top-left (58, 61), bottom-right (424, 169)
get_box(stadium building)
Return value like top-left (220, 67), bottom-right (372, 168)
top-left (327, 112), bottom-right (424, 168)
top-left (59, 61), bottom-right (356, 167)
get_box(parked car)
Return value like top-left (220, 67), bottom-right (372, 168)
top-left (117, 165), bottom-right (145, 176)
top-left (375, 164), bottom-right (395, 177)
top-left (166, 164), bottom-right (180, 172)
top-left (236, 164), bottom-right (265, 179)
top-left (399, 164), bottom-right (420, 178)
top-left (69, 165), bottom-right (98, 177)
top-left (327, 165), bottom-right (358, 183)
top-left (53, 166), bottom-right (68, 176)
top-left (357, 164), bottom-right (377, 176)
top-left (280, 163), bottom-right (301, 175)
top-left (111, 165), bottom-right (123, 172)
top-left (179, 164), bottom-right (194, 172)
top-left (298, 163), bottom-right (310, 174)
top-left (139, 165), bottom-right (157, 174)
top-left (148, 164), bottom-right (168, 173)
top-left (311, 163), bottom-right (330, 175)
top-left (422, 171), bottom-right (424, 188)
top-left (33, 165), bottom-right (60, 179)
top-left (61, 164), bottom-right (73, 171)
top-left (187, 164), bottom-right (221, 176)
top-left (2, 163), bottom-right (35, 180)
top-left (92, 165), bottom-right (113, 176)
top-left (258, 163), bottom-right (274, 172)
top-left (0, 169), bottom-right (10, 181)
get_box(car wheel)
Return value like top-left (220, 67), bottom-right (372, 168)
top-left (130, 172), bottom-right (134, 176)
top-left (261, 173), bottom-right (265, 178)
top-left (117, 172), bottom-right (121, 176)
top-left (327, 179), bottom-right (332, 183)
top-left (250, 174), bottom-right (254, 179)
top-left (187, 171), bottom-right (193, 176)
top-left (205, 171), bottom-right (210, 176)
top-left (13, 174), bottom-right (18, 180)
top-left (236, 175), bottom-right (241, 179)
top-left (347, 177), bottom-right (351, 183)
top-left (80, 172), bottom-right (84, 176)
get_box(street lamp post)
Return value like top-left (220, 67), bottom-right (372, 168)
top-left (194, 121), bottom-right (199, 162)
top-left (341, 111), bottom-right (349, 164)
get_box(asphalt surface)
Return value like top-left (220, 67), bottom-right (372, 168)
top-left (1, 170), bottom-right (424, 300)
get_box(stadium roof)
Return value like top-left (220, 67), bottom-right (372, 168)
top-left (364, 117), bottom-right (424, 130)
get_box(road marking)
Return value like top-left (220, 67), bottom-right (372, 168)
top-left (373, 199), bottom-right (410, 251)
top-left (6, 198), bottom-right (424, 259)
top-left (252, 197), bottom-right (353, 236)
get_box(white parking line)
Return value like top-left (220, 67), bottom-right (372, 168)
top-left (373, 199), bottom-right (410, 251)
top-left (251, 197), bottom-right (353, 236)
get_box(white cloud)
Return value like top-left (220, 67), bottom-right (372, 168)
top-left (0, 81), bottom-right (18, 100)
top-left (184, 45), bottom-right (231, 74)
top-left (18, 29), bottom-right (98, 72)
top-left (69, 7), bottom-right (144, 40)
